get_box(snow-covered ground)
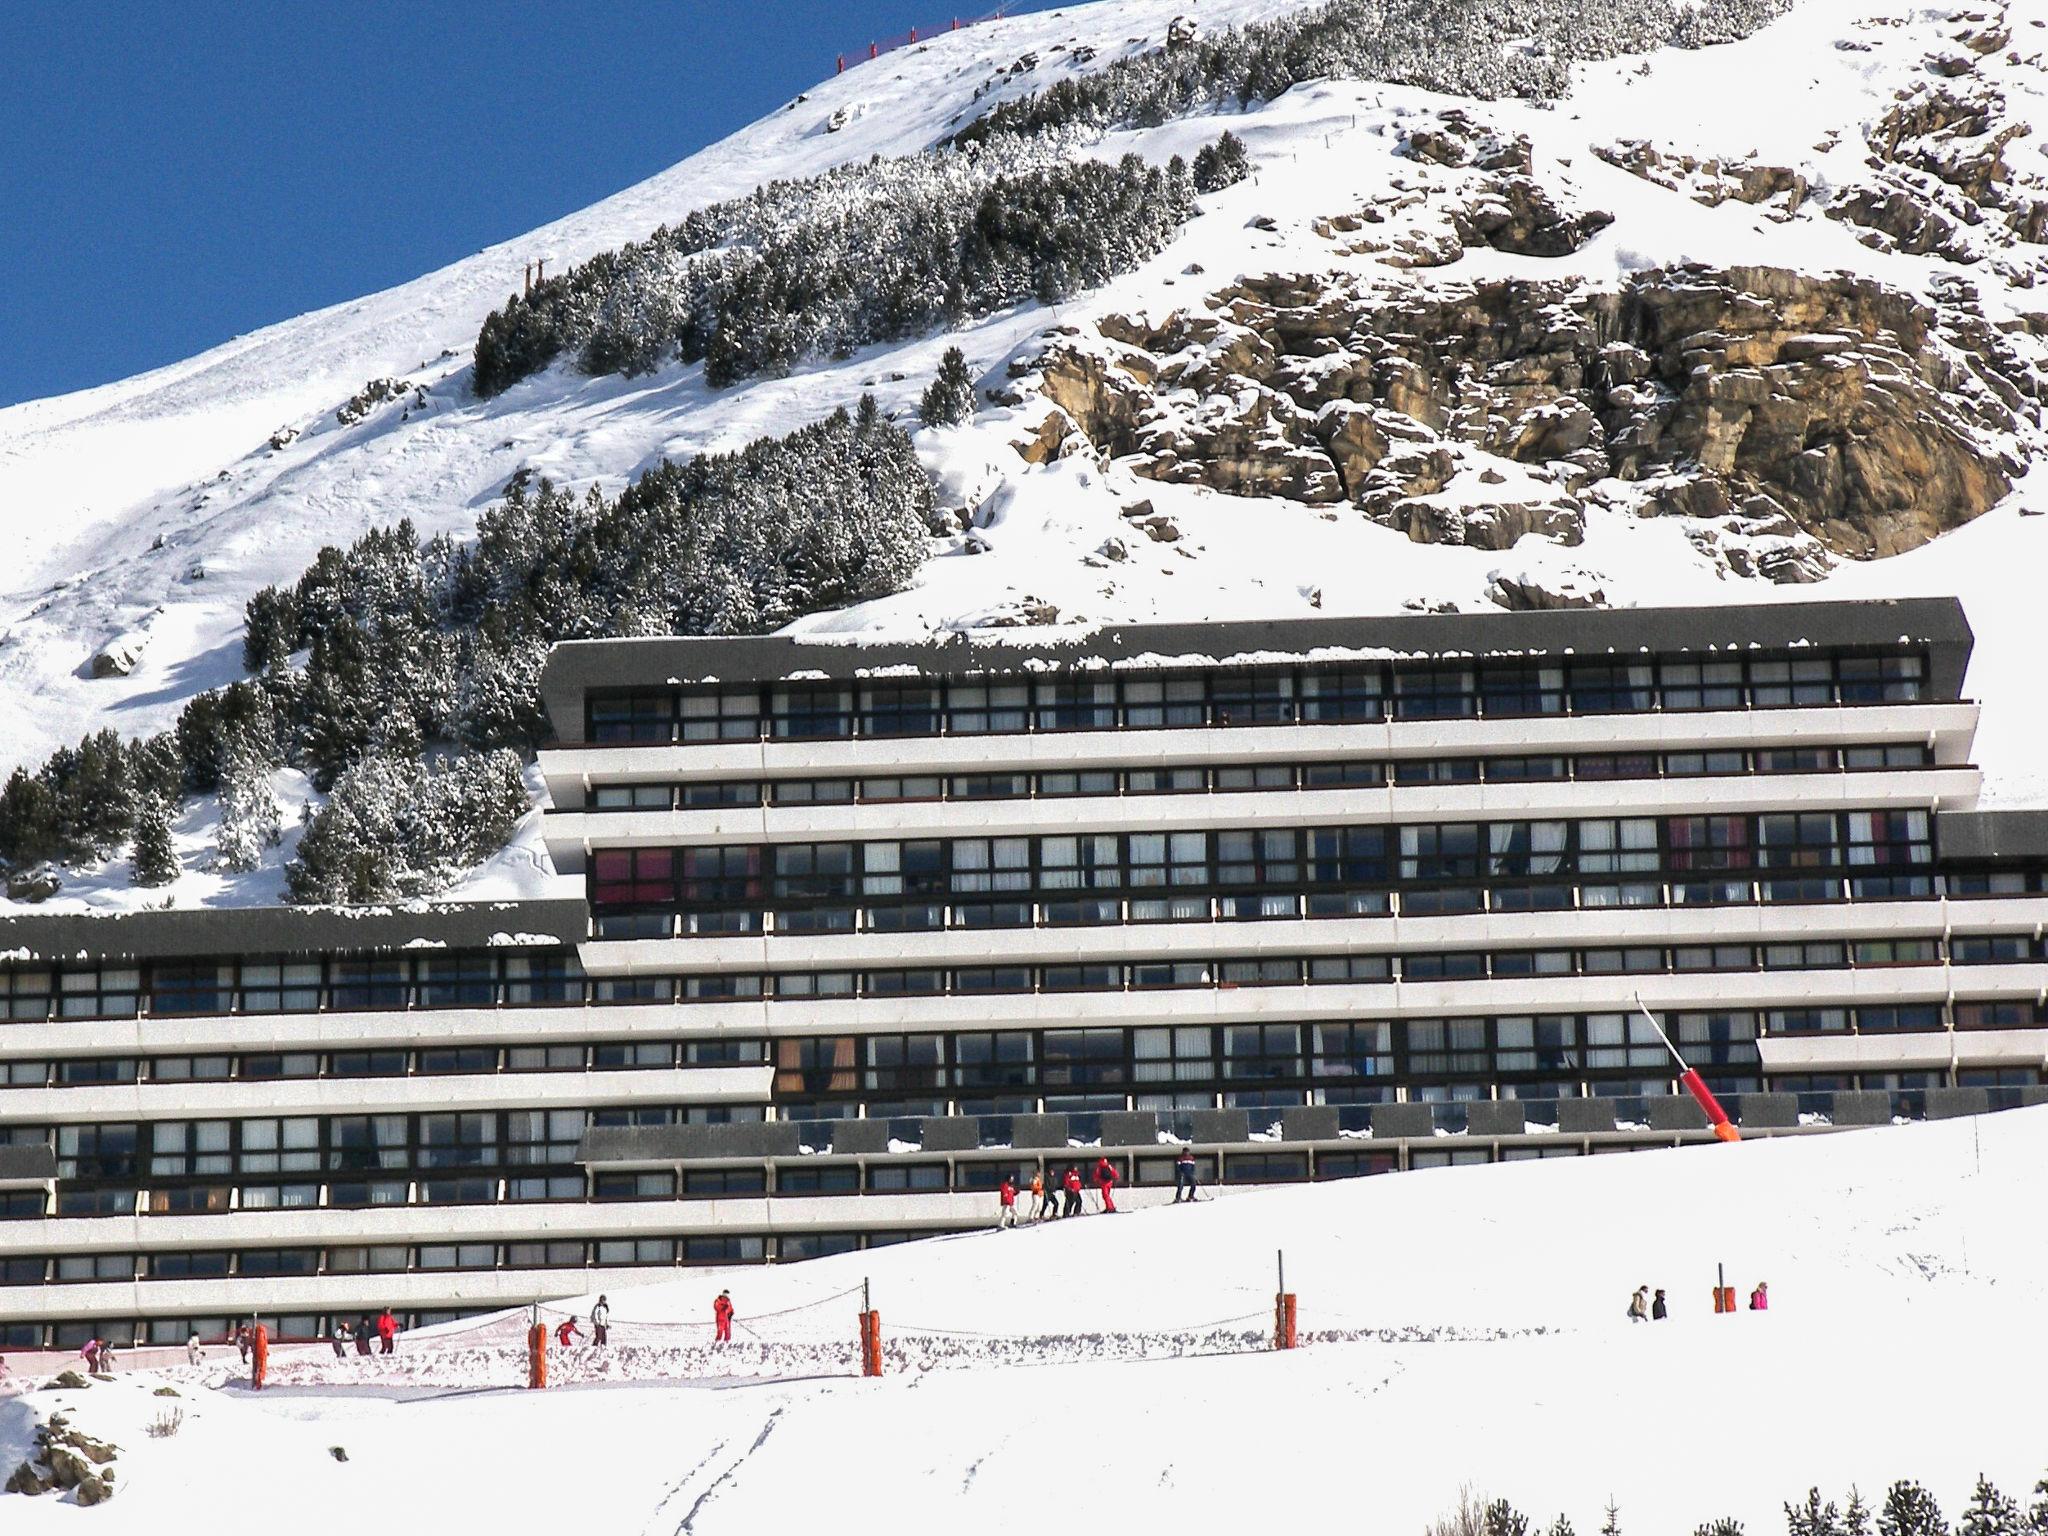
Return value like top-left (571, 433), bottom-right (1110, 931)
top-left (2, 0), bottom-right (2044, 915)
top-left (7, 1107), bottom-right (2045, 1531)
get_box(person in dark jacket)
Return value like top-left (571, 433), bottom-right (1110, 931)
top-left (1651, 1289), bottom-right (1668, 1321)
top-left (1174, 1148), bottom-right (1199, 1202)
top-left (354, 1316), bottom-right (374, 1356)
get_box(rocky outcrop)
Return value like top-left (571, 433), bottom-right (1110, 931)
top-left (8, 1413), bottom-right (119, 1505)
top-left (1825, 19), bottom-right (2048, 271)
top-left (1595, 139), bottom-right (1807, 218)
top-left (6, 864), bottom-right (61, 902)
top-left (1028, 261), bottom-right (2029, 568)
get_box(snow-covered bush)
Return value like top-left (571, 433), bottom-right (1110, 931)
top-left (286, 748), bottom-right (528, 905)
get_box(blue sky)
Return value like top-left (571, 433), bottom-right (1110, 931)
top-left (0, 2), bottom-right (1049, 409)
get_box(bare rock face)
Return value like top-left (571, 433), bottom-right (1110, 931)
top-left (1488, 568), bottom-right (1608, 611)
top-left (1029, 260), bottom-right (2026, 567)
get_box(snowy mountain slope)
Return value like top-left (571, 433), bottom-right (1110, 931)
top-left (1, 0), bottom-right (2044, 916)
top-left (8, 1108), bottom-right (2047, 1532)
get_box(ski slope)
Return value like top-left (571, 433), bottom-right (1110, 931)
top-left (6, 1108), bottom-right (2045, 1532)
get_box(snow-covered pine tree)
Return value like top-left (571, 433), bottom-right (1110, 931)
top-left (1547, 1520), bottom-right (1577, 1536)
top-left (1880, 1482), bottom-right (1950, 1536)
top-left (1694, 1521), bottom-right (1745, 1536)
top-left (919, 346), bottom-right (978, 427)
top-left (1486, 1501), bottom-right (1531, 1536)
top-left (214, 748), bottom-right (282, 873)
top-left (1789, 1490), bottom-right (1847, 1536)
top-left (1846, 1491), bottom-right (1874, 1536)
top-left (2029, 1475), bottom-right (2048, 1536)
top-left (1959, 1478), bottom-right (2023, 1536)
top-left (1192, 129), bottom-right (1251, 192)
top-left (1601, 1500), bottom-right (1623, 1536)
top-left (130, 798), bottom-right (179, 887)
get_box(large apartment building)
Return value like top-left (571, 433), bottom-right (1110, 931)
top-left (3, 596), bottom-right (2045, 1348)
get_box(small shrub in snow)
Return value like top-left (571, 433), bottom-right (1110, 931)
top-left (1429, 1486), bottom-right (1491, 1536)
top-left (146, 1406), bottom-right (184, 1439)
top-left (1695, 1521), bottom-right (1746, 1536)
top-left (920, 347), bottom-right (978, 427)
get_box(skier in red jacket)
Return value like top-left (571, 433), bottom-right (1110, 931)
top-left (1062, 1165), bottom-right (1084, 1217)
top-left (713, 1290), bottom-right (735, 1345)
top-left (1093, 1156), bottom-right (1120, 1213)
top-left (376, 1307), bottom-right (398, 1355)
top-left (556, 1316), bottom-right (584, 1348)
top-left (998, 1176), bottom-right (1018, 1229)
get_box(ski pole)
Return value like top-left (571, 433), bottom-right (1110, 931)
top-left (1634, 991), bottom-right (1740, 1143)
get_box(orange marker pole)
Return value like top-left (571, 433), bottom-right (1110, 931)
top-left (527, 1309), bottom-right (548, 1389)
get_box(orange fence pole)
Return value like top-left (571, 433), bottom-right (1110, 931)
top-left (1274, 1293), bottom-right (1298, 1350)
top-left (859, 1310), bottom-right (884, 1376)
top-left (527, 1320), bottom-right (548, 1388)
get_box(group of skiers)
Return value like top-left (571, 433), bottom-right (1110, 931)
top-left (551, 1295), bottom-right (615, 1349)
top-left (313, 1308), bottom-right (401, 1360)
top-left (996, 1158), bottom-right (1121, 1225)
top-left (996, 1150), bottom-right (1206, 1226)
top-left (1629, 1281), bottom-right (1769, 1321)
top-left (546, 1290), bottom-right (735, 1349)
